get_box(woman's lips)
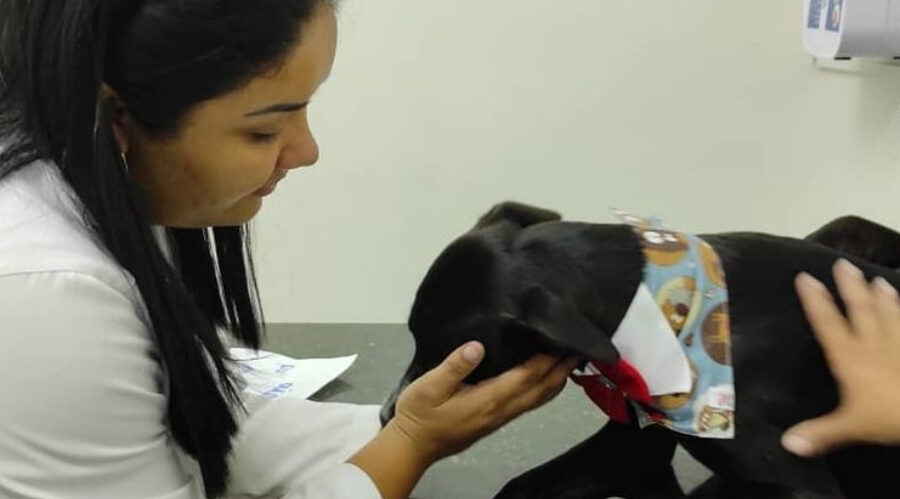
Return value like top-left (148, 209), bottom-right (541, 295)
top-left (255, 170), bottom-right (288, 197)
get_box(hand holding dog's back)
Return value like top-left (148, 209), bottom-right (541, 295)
top-left (783, 260), bottom-right (900, 457)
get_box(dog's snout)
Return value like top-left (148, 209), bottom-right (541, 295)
top-left (379, 399), bottom-right (397, 427)
top-left (380, 376), bottom-right (410, 427)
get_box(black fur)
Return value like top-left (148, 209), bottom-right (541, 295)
top-left (383, 202), bottom-right (900, 499)
top-left (805, 215), bottom-right (900, 270)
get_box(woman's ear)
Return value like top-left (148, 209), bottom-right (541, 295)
top-left (100, 83), bottom-right (130, 156)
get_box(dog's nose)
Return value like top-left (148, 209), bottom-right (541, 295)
top-left (379, 401), bottom-right (396, 427)
top-left (380, 377), bottom-right (410, 427)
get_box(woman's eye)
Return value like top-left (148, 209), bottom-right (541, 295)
top-left (249, 132), bottom-right (278, 143)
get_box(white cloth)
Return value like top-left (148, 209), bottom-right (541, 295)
top-left (0, 161), bottom-right (382, 499)
top-left (610, 284), bottom-right (692, 396)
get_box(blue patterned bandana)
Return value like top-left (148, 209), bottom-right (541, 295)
top-left (573, 211), bottom-right (736, 439)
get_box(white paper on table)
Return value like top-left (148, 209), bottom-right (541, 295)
top-left (229, 348), bottom-right (357, 401)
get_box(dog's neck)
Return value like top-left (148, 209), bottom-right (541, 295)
top-left (584, 225), bottom-right (647, 337)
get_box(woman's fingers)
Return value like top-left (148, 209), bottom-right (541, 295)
top-left (473, 353), bottom-right (562, 402)
top-left (833, 259), bottom-right (880, 341)
top-left (500, 357), bottom-right (580, 418)
top-left (795, 271), bottom-right (851, 365)
top-left (466, 355), bottom-right (579, 422)
top-left (782, 408), bottom-right (862, 457)
top-left (411, 341), bottom-right (485, 403)
top-left (871, 277), bottom-right (900, 337)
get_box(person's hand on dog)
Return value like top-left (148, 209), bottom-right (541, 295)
top-left (782, 258), bottom-right (900, 457)
top-left (390, 341), bottom-right (579, 462)
top-left (349, 342), bottom-right (578, 499)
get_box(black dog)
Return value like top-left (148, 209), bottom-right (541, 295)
top-left (381, 202), bottom-right (900, 499)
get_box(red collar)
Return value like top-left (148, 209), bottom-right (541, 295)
top-left (571, 359), bottom-right (664, 424)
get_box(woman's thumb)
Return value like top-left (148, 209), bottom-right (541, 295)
top-left (421, 341), bottom-right (485, 397)
top-left (782, 412), bottom-right (859, 457)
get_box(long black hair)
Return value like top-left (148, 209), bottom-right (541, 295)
top-left (0, 0), bottom-right (330, 496)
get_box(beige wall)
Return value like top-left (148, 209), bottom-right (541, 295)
top-left (255, 0), bottom-right (900, 323)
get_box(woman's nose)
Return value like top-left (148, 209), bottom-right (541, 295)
top-left (277, 119), bottom-right (319, 170)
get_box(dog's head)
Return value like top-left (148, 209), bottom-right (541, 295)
top-left (380, 202), bottom-right (636, 425)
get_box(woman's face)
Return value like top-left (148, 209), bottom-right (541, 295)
top-left (120, 4), bottom-right (338, 227)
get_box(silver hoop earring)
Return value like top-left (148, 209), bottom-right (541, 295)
top-left (120, 152), bottom-right (130, 174)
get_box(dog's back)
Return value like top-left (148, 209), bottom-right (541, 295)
top-left (695, 232), bottom-right (900, 497)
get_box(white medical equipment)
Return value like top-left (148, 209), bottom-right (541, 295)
top-left (803, 0), bottom-right (900, 58)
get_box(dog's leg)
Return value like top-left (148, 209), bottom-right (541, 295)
top-left (687, 477), bottom-right (844, 499)
top-left (678, 430), bottom-right (846, 499)
top-left (493, 421), bottom-right (685, 499)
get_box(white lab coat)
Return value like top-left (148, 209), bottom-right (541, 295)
top-left (0, 161), bottom-right (383, 499)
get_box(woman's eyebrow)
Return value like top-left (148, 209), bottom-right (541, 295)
top-left (244, 101), bottom-right (309, 118)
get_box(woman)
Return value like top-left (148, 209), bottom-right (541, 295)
top-left (0, 1), bottom-right (577, 498)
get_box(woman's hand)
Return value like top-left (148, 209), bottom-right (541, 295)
top-left (782, 259), bottom-right (900, 457)
top-left (389, 341), bottom-right (580, 462)
top-left (349, 342), bottom-right (579, 499)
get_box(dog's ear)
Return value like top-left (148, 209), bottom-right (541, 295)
top-left (806, 216), bottom-right (900, 269)
top-left (515, 287), bottom-right (619, 364)
top-left (475, 201), bottom-right (562, 230)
